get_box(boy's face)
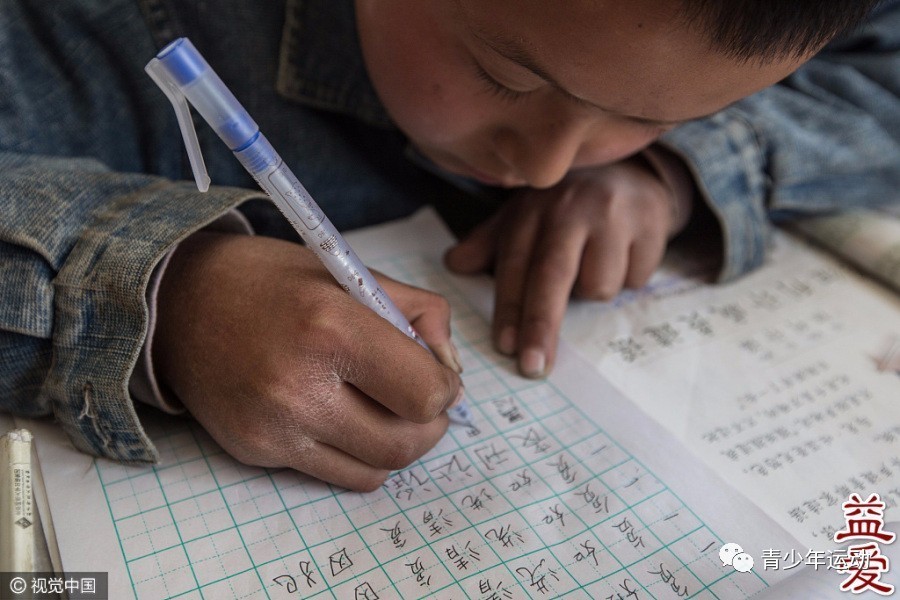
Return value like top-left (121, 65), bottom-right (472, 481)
top-left (356, 0), bottom-right (812, 189)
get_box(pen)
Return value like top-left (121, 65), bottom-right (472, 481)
top-left (145, 38), bottom-right (472, 425)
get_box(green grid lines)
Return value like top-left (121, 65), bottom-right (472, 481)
top-left (94, 254), bottom-right (769, 600)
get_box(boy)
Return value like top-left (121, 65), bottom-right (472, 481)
top-left (0, 0), bottom-right (897, 491)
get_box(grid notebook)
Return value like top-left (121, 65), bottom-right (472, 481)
top-left (93, 256), bottom-right (767, 599)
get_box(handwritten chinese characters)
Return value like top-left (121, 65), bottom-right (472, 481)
top-left (98, 255), bottom-right (748, 600)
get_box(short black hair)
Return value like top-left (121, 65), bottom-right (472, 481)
top-left (680, 0), bottom-right (882, 62)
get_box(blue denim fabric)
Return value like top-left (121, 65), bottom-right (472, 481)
top-left (0, 0), bottom-right (467, 462)
top-left (661, 0), bottom-right (900, 281)
top-left (1, 0), bottom-right (898, 463)
top-left (0, 0), bottom-right (270, 462)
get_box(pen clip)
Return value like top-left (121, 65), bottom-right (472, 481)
top-left (145, 59), bottom-right (211, 192)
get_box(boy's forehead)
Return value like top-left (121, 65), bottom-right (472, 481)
top-left (451, 0), bottom-right (810, 123)
top-left (456, 0), bottom-right (677, 38)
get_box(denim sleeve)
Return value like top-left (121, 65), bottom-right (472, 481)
top-left (0, 151), bottom-right (265, 462)
top-left (659, 0), bottom-right (900, 282)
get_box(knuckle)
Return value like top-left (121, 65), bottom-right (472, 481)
top-left (410, 385), bottom-right (448, 423)
top-left (282, 448), bottom-right (313, 474)
top-left (304, 300), bottom-right (349, 342)
top-left (409, 369), bottom-right (456, 424)
top-left (574, 278), bottom-right (618, 301)
top-left (269, 429), bottom-right (316, 470)
top-left (640, 213), bottom-right (669, 239)
top-left (351, 470), bottom-right (391, 493)
top-left (597, 193), bottom-right (625, 221)
top-left (534, 253), bottom-right (578, 282)
top-left (424, 291), bottom-right (451, 316)
top-left (379, 436), bottom-right (421, 470)
top-left (225, 434), bottom-right (267, 468)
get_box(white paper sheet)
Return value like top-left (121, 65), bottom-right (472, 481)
top-left (25, 208), bottom-right (820, 599)
top-left (563, 227), bottom-right (900, 553)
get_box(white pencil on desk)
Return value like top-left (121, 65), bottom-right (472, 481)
top-left (0, 428), bottom-right (35, 573)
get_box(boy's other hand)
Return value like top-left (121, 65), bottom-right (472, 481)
top-left (153, 232), bottom-right (462, 492)
top-left (445, 156), bottom-right (693, 379)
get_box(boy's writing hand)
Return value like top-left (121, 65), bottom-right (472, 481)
top-left (153, 232), bottom-right (462, 491)
top-left (445, 156), bottom-right (693, 378)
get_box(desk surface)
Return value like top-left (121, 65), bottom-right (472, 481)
top-left (6, 208), bottom-right (900, 599)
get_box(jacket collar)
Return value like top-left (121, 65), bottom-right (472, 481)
top-left (275, 0), bottom-right (496, 197)
top-left (275, 0), bottom-right (394, 128)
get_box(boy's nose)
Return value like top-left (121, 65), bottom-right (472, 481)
top-left (494, 118), bottom-right (586, 189)
top-left (493, 113), bottom-right (665, 189)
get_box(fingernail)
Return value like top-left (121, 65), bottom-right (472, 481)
top-left (434, 343), bottom-right (462, 374)
top-left (450, 385), bottom-right (466, 408)
top-left (497, 326), bottom-right (517, 355)
top-left (520, 348), bottom-right (546, 378)
top-left (449, 340), bottom-right (464, 374)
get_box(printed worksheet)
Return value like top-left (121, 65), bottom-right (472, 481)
top-left (22, 210), bottom-right (801, 599)
top-left (563, 223), bottom-right (900, 551)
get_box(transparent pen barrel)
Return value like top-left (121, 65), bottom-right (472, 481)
top-left (235, 134), bottom-right (417, 338)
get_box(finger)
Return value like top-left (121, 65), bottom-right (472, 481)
top-left (312, 383), bottom-right (450, 470)
top-left (286, 439), bottom-right (392, 492)
top-left (491, 209), bottom-right (542, 356)
top-left (623, 229), bottom-right (667, 289)
top-left (515, 226), bottom-right (588, 378)
top-left (444, 211), bottom-right (503, 274)
top-left (334, 300), bottom-right (463, 423)
top-left (574, 228), bottom-right (631, 301)
top-left (380, 275), bottom-right (461, 373)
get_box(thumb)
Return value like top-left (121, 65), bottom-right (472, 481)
top-left (444, 212), bottom-right (501, 274)
top-left (377, 273), bottom-right (462, 374)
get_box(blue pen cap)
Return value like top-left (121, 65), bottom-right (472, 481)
top-left (156, 39), bottom-right (205, 86)
top-left (154, 38), bottom-right (258, 150)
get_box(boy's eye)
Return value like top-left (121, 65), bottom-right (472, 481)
top-left (471, 60), bottom-right (531, 103)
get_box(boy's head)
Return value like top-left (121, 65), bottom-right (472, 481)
top-left (356, 0), bottom-right (878, 189)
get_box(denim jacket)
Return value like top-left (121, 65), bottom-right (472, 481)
top-left (1, 0), bottom-right (898, 463)
top-left (661, 0), bottom-right (900, 279)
